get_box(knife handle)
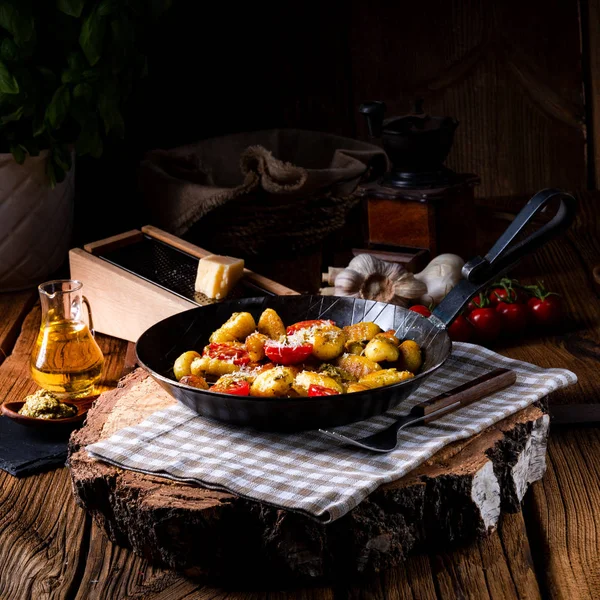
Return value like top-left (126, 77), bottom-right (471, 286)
top-left (410, 368), bottom-right (517, 424)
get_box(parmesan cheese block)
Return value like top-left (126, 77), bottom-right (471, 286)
top-left (195, 254), bottom-right (245, 299)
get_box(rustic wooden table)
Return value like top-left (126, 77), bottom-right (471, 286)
top-left (0, 191), bottom-right (598, 600)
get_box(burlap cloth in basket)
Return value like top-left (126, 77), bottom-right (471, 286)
top-left (138, 129), bottom-right (389, 255)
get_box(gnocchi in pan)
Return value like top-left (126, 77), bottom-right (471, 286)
top-left (172, 309), bottom-right (423, 397)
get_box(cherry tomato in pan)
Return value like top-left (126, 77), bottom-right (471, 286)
top-left (204, 343), bottom-right (250, 365)
top-left (527, 295), bottom-right (563, 326)
top-left (286, 319), bottom-right (336, 335)
top-left (447, 315), bottom-right (474, 342)
top-left (210, 379), bottom-right (250, 396)
top-left (264, 341), bottom-right (313, 365)
top-left (308, 384), bottom-right (340, 397)
top-left (409, 305), bottom-right (431, 317)
top-left (467, 308), bottom-right (502, 342)
top-left (495, 301), bottom-right (529, 334)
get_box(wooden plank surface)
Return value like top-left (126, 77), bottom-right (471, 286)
top-left (348, 0), bottom-right (586, 199)
top-left (76, 522), bottom-right (338, 600)
top-left (472, 190), bottom-right (600, 598)
top-left (525, 429), bottom-right (600, 599)
top-left (0, 290), bottom-right (36, 366)
top-left (585, 0), bottom-right (600, 187)
top-left (0, 190), bottom-right (599, 598)
top-left (0, 468), bottom-right (86, 600)
top-left (474, 191), bottom-right (600, 408)
top-left (1, 301), bottom-right (550, 599)
top-left (339, 513), bottom-right (541, 600)
top-left (0, 302), bottom-right (128, 600)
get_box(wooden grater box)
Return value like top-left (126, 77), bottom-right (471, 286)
top-left (68, 225), bottom-right (299, 343)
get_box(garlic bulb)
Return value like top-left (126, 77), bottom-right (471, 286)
top-left (334, 254), bottom-right (427, 306)
top-left (413, 253), bottom-right (465, 306)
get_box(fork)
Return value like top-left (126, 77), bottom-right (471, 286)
top-left (318, 368), bottom-right (517, 453)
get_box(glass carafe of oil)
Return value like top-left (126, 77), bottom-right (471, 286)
top-left (30, 280), bottom-right (104, 398)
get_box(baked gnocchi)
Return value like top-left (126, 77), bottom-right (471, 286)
top-left (172, 309), bottom-right (423, 397)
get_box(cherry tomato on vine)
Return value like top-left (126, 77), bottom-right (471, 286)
top-left (467, 308), bottom-right (502, 342)
top-left (495, 302), bottom-right (529, 334)
top-left (527, 295), bottom-right (563, 327)
top-left (447, 315), bottom-right (474, 342)
top-left (488, 287), bottom-right (506, 306)
top-left (488, 287), bottom-right (527, 306)
top-left (490, 278), bottom-right (531, 302)
top-left (467, 295), bottom-right (487, 313)
top-left (409, 305), bottom-right (431, 317)
top-left (513, 288), bottom-right (530, 303)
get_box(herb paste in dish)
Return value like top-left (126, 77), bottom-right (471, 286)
top-left (18, 389), bottom-right (78, 419)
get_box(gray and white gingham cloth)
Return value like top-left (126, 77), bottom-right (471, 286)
top-left (86, 342), bottom-right (577, 522)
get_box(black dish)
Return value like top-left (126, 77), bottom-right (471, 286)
top-left (135, 188), bottom-right (576, 432)
top-left (135, 295), bottom-right (450, 432)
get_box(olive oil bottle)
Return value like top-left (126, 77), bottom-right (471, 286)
top-left (30, 280), bottom-right (104, 398)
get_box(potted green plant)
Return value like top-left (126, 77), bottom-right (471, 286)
top-left (0, 0), bottom-right (171, 291)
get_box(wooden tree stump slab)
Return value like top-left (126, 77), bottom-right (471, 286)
top-left (68, 368), bottom-right (550, 582)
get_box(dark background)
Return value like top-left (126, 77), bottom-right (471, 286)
top-left (73, 0), bottom-right (599, 264)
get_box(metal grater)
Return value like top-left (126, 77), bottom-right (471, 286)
top-left (95, 235), bottom-right (273, 306)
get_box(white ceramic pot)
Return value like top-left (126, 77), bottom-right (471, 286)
top-left (0, 151), bottom-right (75, 292)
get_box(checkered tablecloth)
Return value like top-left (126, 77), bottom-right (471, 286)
top-left (86, 342), bottom-right (577, 522)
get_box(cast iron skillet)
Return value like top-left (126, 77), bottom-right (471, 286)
top-left (136, 189), bottom-right (576, 431)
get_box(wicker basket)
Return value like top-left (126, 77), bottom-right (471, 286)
top-left (138, 129), bottom-right (388, 257)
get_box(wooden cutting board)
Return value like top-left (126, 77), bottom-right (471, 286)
top-left (68, 369), bottom-right (549, 582)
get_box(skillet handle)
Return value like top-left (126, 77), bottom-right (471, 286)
top-left (431, 188), bottom-right (576, 328)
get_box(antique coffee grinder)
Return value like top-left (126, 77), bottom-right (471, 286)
top-left (357, 100), bottom-right (480, 261)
